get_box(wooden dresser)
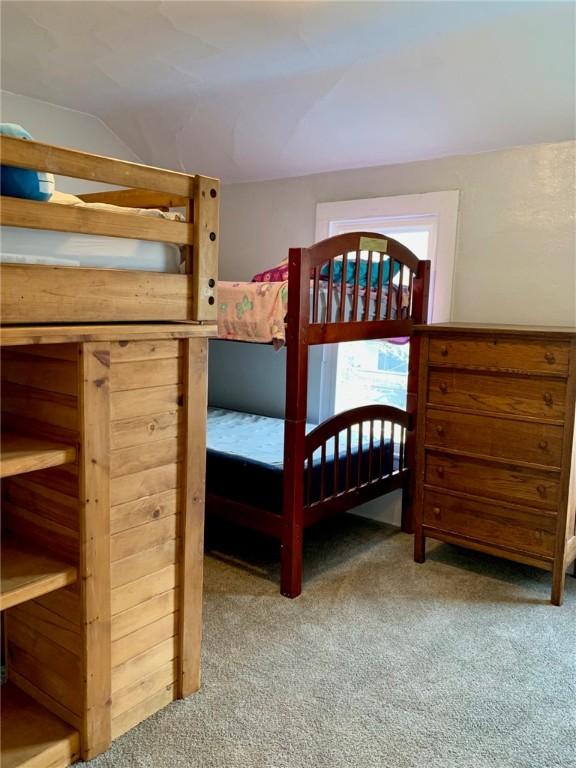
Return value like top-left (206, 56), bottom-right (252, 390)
top-left (413, 323), bottom-right (576, 605)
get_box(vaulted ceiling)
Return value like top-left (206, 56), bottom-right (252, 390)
top-left (2, 1), bottom-right (574, 182)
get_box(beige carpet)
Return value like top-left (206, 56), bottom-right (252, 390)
top-left (83, 516), bottom-right (575, 768)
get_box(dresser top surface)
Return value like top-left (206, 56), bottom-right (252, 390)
top-left (414, 322), bottom-right (576, 338)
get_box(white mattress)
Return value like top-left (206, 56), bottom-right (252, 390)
top-left (0, 226), bottom-right (182, 273)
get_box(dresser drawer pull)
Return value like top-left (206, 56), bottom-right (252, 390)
top-left (543, 392), bottom-right (553, 406)
top-left (439, 381), bottom-right (448, 394)
top-left (536, 484), bottom-right (547, 498)
top-left (436, 466), bottom-right (445, 477)
top-left (440, 345), bottom-right (448, 357)
top-left (544, 351), bottom-right (556, 364)
top-left (432, 506), bottom-right (441, 519)
top-left (539, 440), bottom-right (548, 450)
top-left (435, 425), bottom-right (445, 436)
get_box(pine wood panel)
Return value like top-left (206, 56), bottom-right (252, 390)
top-left (111, 515), bottom-right (178, 563)
top-left (112, 685), bottom-right (176, 741)
top-left (111, 463), bottom-right (180, 506)
top-left (427, 369), bottom-right (567, 420)
top-left (0, 134), bottom-right (195, 196)
top-left (110, 490), bottom-right (179, 535)
top-left (191, 175), bottom-right (219, 321)
top-left (8, 601), bottom-right (80, 656)
top-left (1, 264), bottom-right (192, 325)
top-left (111, 412), bottom-right (181, 451)
top-left (1, 324), bottom-right (216, 347)
top-left (112, 589), bottom-right (179, 643)
top-left (110, 340), bottom-right (182, 363)
top-left (1, 433), bottom-right (77, 479)
top-left (178, 338), bottom-right (207, 696)
top-left (111, 638), bottom-right (177, 694)
top-left (111, 385), bottom-right (181, 421)
top-left (111, 566), bottom-right (178, 616)
top-left (112, 613), bottom-right (178, 668)
top-left (110, 358), bottom-right (181, 391)
top-left (0, 682), bottom-right (79, 768)
top-left (77, 344), bottom-right (113, 758)
top-left (111, 661), bottom-right (177, 720)
top-left (110, 540), bottom-right (179, 589)
top-left (1, 537), bottom-right (77, 611)
top-left (6, 623), bottom-right (82, 715)
top-left (1, 353), bottom-right (78, 396)
top-left (1, 382), bottom-right (78, 432)
top-left (111, 438), bottom-right (179, 479)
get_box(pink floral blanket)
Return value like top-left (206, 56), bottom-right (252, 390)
top-left (218, 281), bottom-right (289, 347)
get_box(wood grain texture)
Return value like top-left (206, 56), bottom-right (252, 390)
top-left (178, 338), bottom-right (207, 696)
top-left (0, 682), bottom-right (80, 768)
top-left (78, 343), bottom-right (112, 759)
top-left (0, 134), bottom-right (195, 196)
top-left (1, 324), bottom-right (217, 347)
top-left (0, 537), bottom-right (77, 611)
top-left (414, 327), bottom-right (576, 604)
top-left (191, 176), bottom-right (219, 321)
top-left (1, 265), bottom-right (191, 324)
top-left (1, 433), bottom-right (76, 479)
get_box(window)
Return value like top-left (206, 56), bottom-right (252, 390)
top-left (315, 192), bottom-right (459, 420)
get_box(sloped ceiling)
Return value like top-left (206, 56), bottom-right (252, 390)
top-left (1, 1), bottom-right (574, 182)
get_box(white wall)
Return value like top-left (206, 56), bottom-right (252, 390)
top-left (1, 90), bottom-right (141, 193)
top-left (209, 140), bottom-right (576, 525)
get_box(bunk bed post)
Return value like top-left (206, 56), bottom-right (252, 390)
top-left (191, 175), bottom-right (220, 322)
top-left (402, 259), bottom-right (431, 532)
top-left (281, 247), bottom-right (311, 598)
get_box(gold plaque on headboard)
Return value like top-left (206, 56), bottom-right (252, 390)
top-left (359, 236), bottom-right (388, 253)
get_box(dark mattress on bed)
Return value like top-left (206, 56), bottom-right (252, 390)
top-left (206, 407), bottom-right (398, 513)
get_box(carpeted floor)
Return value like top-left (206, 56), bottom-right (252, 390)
top-left (84, 516), bottom-right (575, 768)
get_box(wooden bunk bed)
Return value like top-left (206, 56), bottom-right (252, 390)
top-left (207, 232), bottom-right (431, 598)
top-left (0, 136), bottom-right (219, 767)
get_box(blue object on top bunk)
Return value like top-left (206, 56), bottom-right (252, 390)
top-left (0, 123), bottom-right (55, 201)
top-left (206, 407), bottom-right (396, 513)
top-left (320, 256), bottom-right (401, 289)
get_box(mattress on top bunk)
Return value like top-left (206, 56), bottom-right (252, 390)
top-left (0, 192), bottom-right (184, 272)
top-left (1, 226), bottom-right (182, 272)
top-left (217, 280), bottom-right (410, 346)
top-left (206, 406), bottom-right (397, 513)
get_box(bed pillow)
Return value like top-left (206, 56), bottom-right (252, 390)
top-left (0, 123), bottom-right (55, 201)
top-left (252, 258), bottom-right (289, 283)
top-left (320, 257), bottom-right (401, 289)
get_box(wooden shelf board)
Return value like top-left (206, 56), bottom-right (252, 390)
top-left (0, 682), bottom-right (79, 768)
top-left (0, 433), bottom-right (77, 479)
top-left (1, 537), bottom-right (77, 612)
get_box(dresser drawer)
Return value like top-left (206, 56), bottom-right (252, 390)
top-left (427, 369), bottom-right (566, 420)
top-left (425, 451), bottom-right (560, 510)
top-left (428, 336), bottom-right (570, 375)
top-left (425, 409), bottom-right (564, 467)
top-left (422, 490), bottom-right (556, 557)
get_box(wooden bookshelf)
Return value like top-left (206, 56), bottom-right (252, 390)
top-left (1, 682), bottom-right (80, 768)
top-left (0, 537), bottom-right (77, 611)
top-left (0, 433), bottom-right (77, 479)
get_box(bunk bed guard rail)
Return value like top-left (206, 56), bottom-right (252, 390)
top-left (0, 135), bottom-right (219, 324)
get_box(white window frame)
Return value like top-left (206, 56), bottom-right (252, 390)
top-left (314, 191), bottom-right (460, 421)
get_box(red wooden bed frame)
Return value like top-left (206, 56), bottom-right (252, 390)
top-left (207, 231), bottom-right (430, 597)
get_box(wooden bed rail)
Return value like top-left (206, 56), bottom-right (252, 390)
top-left (0, 135), bottom-right (220, 322)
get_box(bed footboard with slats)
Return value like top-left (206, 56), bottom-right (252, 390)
top-left (303, 405), bottom-right (411, 526)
